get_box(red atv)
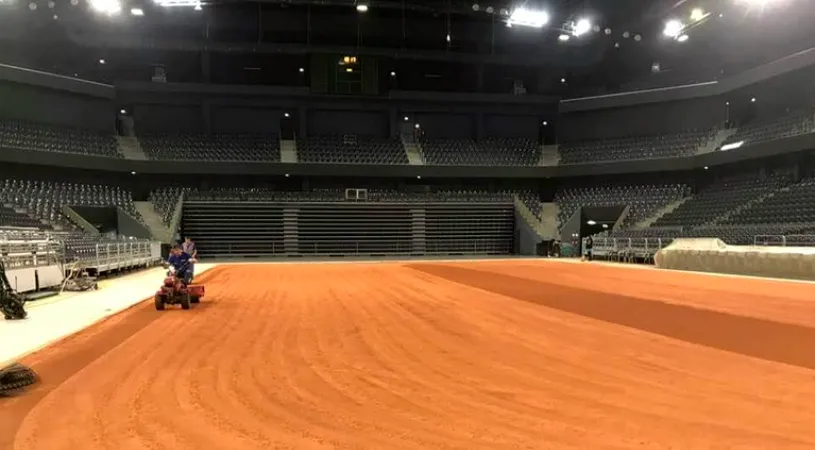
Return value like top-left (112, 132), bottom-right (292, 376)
top-left (155, 261), bottom-right (205, 311)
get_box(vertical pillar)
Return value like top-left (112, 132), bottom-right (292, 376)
top-left (283, 207), bottom-right (299, 255)
top-left (411, 208), bottom-right (426, 255)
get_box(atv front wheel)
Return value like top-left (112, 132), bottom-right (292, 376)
top-left (154, 295), bottom-right (165, 311)
top-left (180, 293), bottom-right (191, 310)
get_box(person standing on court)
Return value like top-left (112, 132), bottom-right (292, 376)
top-left (182, 237), bottom-right (197, 281)
top-left (584, 235), bottom-right (593, 261)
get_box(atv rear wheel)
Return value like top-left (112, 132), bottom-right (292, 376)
top-left (154, 294), bottom-right (165, 311)
top-left (180, 293), bottom-right (191, 310)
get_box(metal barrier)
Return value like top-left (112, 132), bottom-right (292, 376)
top-left (0, 237), bottom-right (62, 270)
top-left (753, 234), bottom-right (815, 246)
top-left (91, 240), bottom-right (160, 272)
top-left (587, 236), bottom-right (674, 262)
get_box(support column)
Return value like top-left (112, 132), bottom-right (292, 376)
top-left (283, 207), bottom-right (299, 255)
top-left (411, 208), bottom-right (426, 255)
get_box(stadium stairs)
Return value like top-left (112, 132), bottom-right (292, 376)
top-left (116, 136), bottom-right (148, 160)
top-left (135, 201), bottom-right (172, 242)
top-left (612, 205), bottom-right (631, 232)
top-left (280, 139), bottom-right (298, 163)
top-left (706, 189), bottom-right (781, 226)
top-left (696, 128), bottom-right (737, 154)
top-left (403, 141), bottom-right (425, 165)
top-left (514, 196), bottom-right (557, 240)
top-left (633, 197), bottom-right (691, 229)
top-left (539, 144), bottom-right (559, 166)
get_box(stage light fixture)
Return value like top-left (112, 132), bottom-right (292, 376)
top-left (89, 0), bottom-right (121, 15)
top-left (404, 116), bottom-right (409, 121)
top-left (120, 109), bottom-right (126, 114)
top-left (558, 33), bottom-right (570, 42)
top-left (390, 71), bottom-right (396, 76)
top-left (99, 58), bottom-right (106, 64)
top-left (284, 113), bottom-right (290, 118)
top-left (573, 18), bottom-right (591, 36)
top-left (663, 19), bottom-right (684, 38)
top-left (677, 34), bottom-right (689, 42)
top-left (298, 67), bottom-right (304, 73)
top-left (751, 97), bottom-right (756, 102)
top-left (355, 1), bottom-right (368, 13)
top-left (587, 220), bottom-right (597, 225)
top-left (690, 8), bottom-right (705, 21)
top-left (130, 7), bottom-right (143, 15)
top-left (508, 7), bottom-right (549, 28)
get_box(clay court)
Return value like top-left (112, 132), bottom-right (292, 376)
top-left (3, 260), bottom-right (815, 449)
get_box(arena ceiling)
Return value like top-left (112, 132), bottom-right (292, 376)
top-left (0, 0), bottom-right (813, 95)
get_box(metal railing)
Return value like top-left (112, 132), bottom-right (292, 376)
top-left (91, 240), bottom-right (161, 271)
top-left (584, 236), bottom-right (675, 261)
top-left (753, 234), bottom-right (815, 247)
top-left (0, 237), bottom-right (63, 270)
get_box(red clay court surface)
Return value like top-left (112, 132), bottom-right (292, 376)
top-left (3, 260), bottom-right (815, 449)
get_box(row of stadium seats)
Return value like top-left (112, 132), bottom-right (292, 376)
top-left (0, 179), bottom-right (143, 229)
top-left (0, 206), bottom-right (45, 229)
top-left (723, 108), bottom-right (815, 148)
top-left (139, 133), bottom-right (281, 162)
top-left (149, 187), bottom-right (188, 226)
top-left (297, 135), bottom-right (408, 165)
top-left (558, 129), bottom-right (714, 165)
top-left (653, 173), bottom-right (793, 228)
top-left (0, 118), bottom-right (120, 157)
top-left (185, 188), bottom-right (516, 203)
top-left (420, 137), bottom-right (540, 166)
top-left (555, 184), bottom-right (689, 229)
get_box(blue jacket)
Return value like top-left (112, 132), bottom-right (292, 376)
top-left (167, 252), bottom-right (192, 271)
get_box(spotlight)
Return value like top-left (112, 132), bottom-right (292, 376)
top-left (704, 166), bottom-right (709, 170)
top-left (285, 173), bottom-right (290, 177)
top-left (677, 34), bottom-right (689, 42)
top-left (663, 19), bottom-right (684, 38)
top-left (130, 171), bottom-right (136, 175)
top-left (89, 0), bottom-right (121, 15)
top-left (99, 58), bottom-right (106, 64)
top-left (120, 109), bottom-right (126, 114)
top-left (390, 71), bottom-right (396, 76)
top-left (604, 27), bottom-right (612, 35)
top-left (542, 121), bottom-right (548, 126)
top-left (573, 18), bottom-right (591, 37)
top-left (508, 7), bottom-right (549, 28)
top-left (298, 67), bottom-right (304, 73)
top-left (404, 116), bottom-right (409, 121)
top-left (558, 34), bottom-right (570, 42)
top-left (193, 2), bottom-right (201, 10)
top-left (560, 78), bottom-right (566, 83)
top-left (130, 7), bottom-right (143, 15)
top-left (587, 220), bottom-right (597, 225)
top-left (690, 8), bottom-right (705, 21)
top-left (414, 123), bottom-right (420, 129)
top-left (472, 4), bottom-right (479, 12)
top-left (356, 1), bottom-right (368, 13)
top-left (602, 224), bottom-right (609, 229)
top-left (634, 34), bottom-right (642, 41)
top-left (284, 113), bottom-right (290, 118)
top-left (751, 97), bottom-right (756, 102)
top-left (28, 2), bottom-right (36, 9)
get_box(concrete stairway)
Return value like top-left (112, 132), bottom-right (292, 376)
top-left (696, 128), bottom-right (737, 155)
top-left (515, 197), bottom-right (558, 240)
top-left (280, 139), bottom-right (298, 163)
top-left (134, 201), bottom-right (170, 242)
top-left (404, 141), bottom-right (424, 165)
top-left (539, 144), bottom-right (560, 166)
top-left (539, 202), bottom-right (559, 238)
top-left (117, 136), bottom-right (149, 160)
top-left (707, 190), bottom-right (780, 226)
top-left (612, 205), bottom-right (631, 232)
top-left (633, 197), bottom-right (691, 229)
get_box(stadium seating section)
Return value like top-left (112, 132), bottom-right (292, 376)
top-left (420, 137), bottom-right (540, 166)
top-left (0, 118), bottom-right (120, 157)
top-left (139, 133), bottom-right (281, 161)
top-left (150, 187), bottom-right (187, 226)
top-left (555, 184), bottom-right (688, 229)
top-left (0, 179), bottom-right (143, 229)
top-left (0, 206), bottom-right (44, 229)
top-left (297, 135), bottom-right (408, 164)
top-left (558, 129), bottom-right (713, 165)
top-left (186, 187), bottom-right (516, 203)
top-left (723, 108), bottom-right (815, 148)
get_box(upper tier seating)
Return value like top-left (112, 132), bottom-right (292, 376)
top-left (558, 129), bottom-right (714, 164)
top-left (722, 176), bottom-right (815, 226)
top-left (421, 137), bottom-right (540, 166)
top-left (723, 108), bottom-right (815, 147)
top-left (607, 224), bottom-right (810, 246)
top-left (0, 118), bottom-right (120, 157)
top-left (140, 133), bottom-right (281, 161)
top-left (297, 135), bottom-right (408, 165)
top-left (0, 179), bottom-right (142, 228)
top-left (555, 184), bottom-right (688, 230)
top-left (652, 173), bottom-right (792, 228)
